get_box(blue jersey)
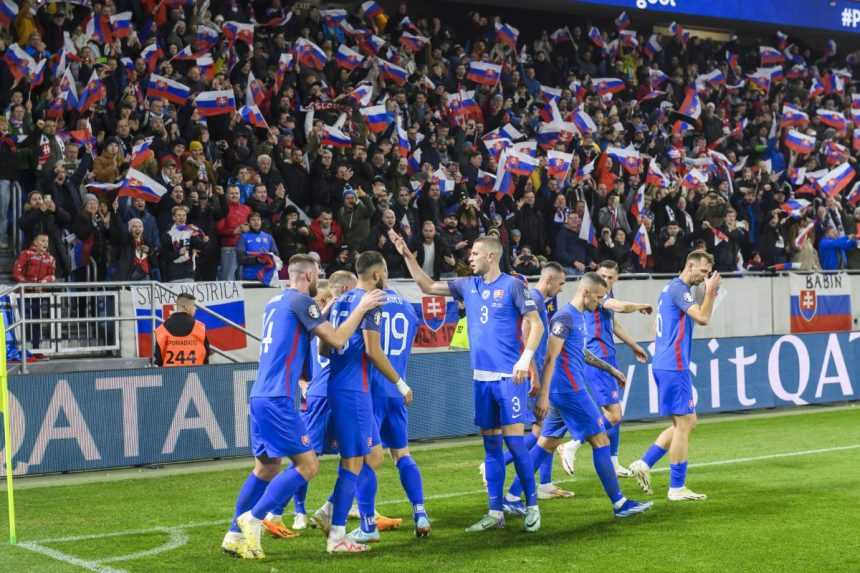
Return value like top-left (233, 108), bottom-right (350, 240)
top-left (306, 306), bottom-right (333, 399)
top-left (252, 289), bottom-right (325, 399)
top-left (530, 288), bottom-right (550, 373)
top-left (449, 273), bottom-right (536, 379)
top-left (652, 278), bottom-right (695, 371)
top-left (545, 295), bottom-right (559, 318)
top-left (547, 303), bottom-right (589, 397)
top-left (585, 293), bottom-right (615, 360)
top-left (328, 288), bottom-right (382, 394)
top-left (370, 289), bottom-right (418, 398)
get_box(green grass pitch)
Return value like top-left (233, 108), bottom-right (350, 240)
top-left (1, 406), bottom-right (859, 573)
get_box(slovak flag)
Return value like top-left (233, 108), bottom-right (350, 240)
top-left (396, 118), bottom-right (410, 157)
top-left (359, 34), bottom-right (386, 56)
top-left (780, 198), bottom-right (810, 218)
top-left (615, 11), bottom-right (630, 29)
top-left (322, 124), bottom-right (352, 148)
top-left (77, 70), bottom-right (105, 113)
top-left (195, 25), bottom-right (220, 51)
top-left (130, 137), bottom-right (153, 167)
top-left (467, 61), bottom-right (501, 86)
top-left (646, 160), bottom-right (670, 187)
top-left (816, 162), bottom-right (855, 197)
top-left (592, 78), bottom-right (625, 96)
top-left (780, 103), bottom-right (809, 127)
top-left (28, 59), bottom-right (46, 89)
top-left (854, 128), bottom-right (860, 152)
top-left (86, 14), bottom-right (114, 44)
top-left (631, 224), bottom-right (651, 267)
top-left (2, 44), bottom-right (34, 81)
top-left (540, 84), bottom-right (562, 102)
top-left (713, 227), bottom-right (730, 246)
top-left (760, 46), bottom-right (785, 66)
top-left (195, 90), bottom-right (237, 117)
top-left (817, 109), bottom-right (848, 131)
top-left (120, 168), bottom-right (168, 203)
top-left (58, 67), bottom-right (78, 109)
top-left (588, 26), bottom-right (604, 49)
top-left (400, 31), bottom-right (429, 52)
top-left (361, 1), bottom-right (384, 21)
top-left (347, 84), bottom-right (374, 106)
top-left (223, 21), bottom-right (254, 46)
top-left (294, 38), bottom-right (328, 70)
top-left (606, 145), bottom-right (642, 174)
top-left (574, 109), bottom-right (597, 135)
top-left (274, 53), bottom-right (293, 93)
top-left (678, 87), bottom-right (702, 118)
top-left (407, 149), bottom-right (422, 174)
top-left (784, 129), bottom-right (816, 154)
top-left (483, 137), bottom-right (511, 162)
top-left (505, 150), bottom-right (540, 176)
top-left (619, 30), bottom-right (638, 49)
top-left (360, 104), bottom-right (392, 133)
top-left (146, 74), bottom-right (191, 105)
top-left (240, 104), bottom-right (268, 129)
top-left (197, 54), bottom-right (216, 82)
top-left (579, 201), bottom-right (598, 247)
top-left (495, 22), bottom-right (519, 49)
top-left (697, 69), bottom-right (725, 88)
top-left (247, 72), bottom-right (266, 107)
top-left (550, 27), bottom-right (572, 44)
top-left (642, 34), bottom-right (661, 59)
top-left (537, 122), bottom-right (561, 149)
top-left (809, 77), bottom-right (825, 99)
top-left (793, 222), bottom-right (815, 249)
top-left (109, 11), bottom-right (132, 39)
top-left (846, 182), bottom-right (860, 206)
top-left (432, 167), bottom-right (455, 193)
top-left (0, 0), bottom-right (18, 28)
top-left (320, 9), bottom-right (348, 26)
top-left (379, 58), bottom-right (409, 85)
top-left (476, 170), bottom-right (496, 194)
top-left (546, 150), bottom-right (573, 180)
top-left (631, 184), bottom-right (646, 218)
top-left (682, 168), bottom-right (709, 189)
top-left (776, 30), bottom-right (789, 50)
top-left (141, 43), bottom-right (164, 74)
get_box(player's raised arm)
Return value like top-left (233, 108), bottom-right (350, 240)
top-left (584, 349), bottom-right (627, 388)
top-left (603, 298), bottom-right (653, 315)
top-left (313, 289), bottom-right (387, 349)
top-left (684, 272), bottom-right (721, 326)
top-left (387, 228), bottom-right (451, 296)
top-left (364, 326), bottom-right (413, 405)
top-left (613, 318), bottom-right (648, 363)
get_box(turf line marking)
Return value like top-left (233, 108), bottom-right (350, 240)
top-left (35, 522), bottom-right (226, 544)
top-left (16, 542), bottom-right (128, 573)
top-left (96, 529), bottom-right (189, 564)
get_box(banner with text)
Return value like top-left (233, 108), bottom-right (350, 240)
top-left (790, 273), bottom-right (852, 333)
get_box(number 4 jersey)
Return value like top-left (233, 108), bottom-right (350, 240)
top-left (370, 289), bottom-right (418, 398)
top-left (251, 289), bottom-right (325, 400)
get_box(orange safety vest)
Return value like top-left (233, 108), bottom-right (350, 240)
top-left (155, 320), bottom-right (207, 367)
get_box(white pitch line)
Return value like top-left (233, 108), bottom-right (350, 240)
top-left (17, 542), bottom-right (128, 573)
top-left (97, 529), bottom-right (188, 564)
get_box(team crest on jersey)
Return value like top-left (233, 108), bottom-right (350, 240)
top-left (482, 290), bottom-right (490, 300)
top-left (493, 289), bottom-right (504, 300)
top-left (308, 304), bottom-right (320, 319)
top-left (373, 310), bottom-right (382, 325)
top-left (421, 296), bottom-right (447, 332)
top-left (799, 289), bottom-right (817, 321)
top-left (552, 322), bottom-right (565, 336)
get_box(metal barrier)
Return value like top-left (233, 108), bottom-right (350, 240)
top-left (1, 281), bottom-right (263, 373)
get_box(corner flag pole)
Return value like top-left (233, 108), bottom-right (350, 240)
top-left (0, 311), bottom-right (16, 544)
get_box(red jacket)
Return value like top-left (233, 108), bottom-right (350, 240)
top-left (13, 248), bottom-right (56, 283)
top-left (216, 201), bottom-right (252, 247)
top-left (309, 219), bottom-right (343, 264)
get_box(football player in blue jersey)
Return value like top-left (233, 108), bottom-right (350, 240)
top-left (314, 251), bottom-right (415, 553)
top-left (224, 255), bottom-right (385, 560)
top-left (557, 260), bottom-right (653, 478)
top-left (629, 251), bottom-right (720, 501)
top-left (390, 230), bottom-right (545, 533)
top-left (534, 272), bottom-right (652, 518)
top-left (262, 271), bottom-right (357, 536)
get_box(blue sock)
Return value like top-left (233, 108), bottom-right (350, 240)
top-left (504, 435), bottom-right (537, 507)
top-left (608, 423), bottom-right (621, 458)
top-left (593, 445), bottom-right (623, 505)
top-left (642, 443), bottom-right (668, 468)
top-left (504, 432), bottom-right (538, 465)
top-left (670, 461), bottom-right (688, 489)
top-left (251, 466), bottom-right (308, 520)
top-left (294, 482), bottom-right (308, 515)
top-left (272, 463), bottom-right (299, 516)
top-left (483, 435), bottom-right (505, 511)
top-left (230, 473), bottom-right (270, 532)
top-left (538, 448), bottom-right (554, 485)
top-left (396, 456), bottom-right (426, 516)
top-left (509, 445), bottom-right (552, 497)
top-left (356, 464), bottom-right (378, 533)
top-left (331, 466), bottom-right (359, 527)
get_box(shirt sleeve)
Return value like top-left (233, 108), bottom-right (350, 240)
top-left (361, 307), bottom-right (382, 333)
top-left (292, 293), bottom-right (326, 332)
top-left (448, 277), bottom-right (468, 302)
top-left (511, 280), bottom-right (538, 315)
top-left (549, 312), bottom-right (573, 339)
top-left (669, 283), bottom-right (695, 314)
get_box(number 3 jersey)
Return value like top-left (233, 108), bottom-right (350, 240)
top-left (449, 273), bottom-right (536, 380)
top-left (328, 288), bottom-right (382, 394)
top-left (251, 289), bottom-right (325, 400)
top-left (369, 288), bottom-right (418, 398)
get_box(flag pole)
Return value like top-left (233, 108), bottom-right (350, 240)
top-left (0, 311), bottom-right (16, 544)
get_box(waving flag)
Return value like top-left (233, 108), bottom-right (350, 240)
top-left (272, 53), bottom-right (292, 93)
top-left (574, 109), bottom-right (597, 135)
top-left (170, 45), bottom-right (199, 62)
top-left (320, 8), bottom-right (348, 26)
top-left (247, 72), bottom-right (266, 107)
top-left (780, 198), bottom-right (811, 218)
top-left (467, 61), bottom-right (501, 86)
top-left (606, 145), bottom-right (642, 174)
top-left (759, 46), bottom-right (784, 66)
top-left (360, 104), bottom-right (392, 133)
top-left (631, 224), bottom-right (651, 267)
top-left (821, 72), bottom-right (843, 95)
top-left (854, 129), bottom-right (860, 152)
top-left (678, 87), bottom-right (702, 119)
top-left (483, 137), bottom-right (511, 162)
top-left (499, 123), bottom-right (524, 141)
top-left (361, 1), bottom-right (384, 21)
top-left (77, 70), bottom-right (105, 113)
top-left (379, 58), bottom-right (408, 85)
top-left (642, 34), bottom-right (661, 59)
top-left (86, 14), bottom-right (114, 44)
top-left (457, 90), bottom-right (481, 118)
top-left (593, 77), bottom-right (625, 96)
top-left (495, 22), bottom-right (519, 49)
top-left (130, 137), bottom-right (154, 168)
top-left (505, 150), bottom-right (540, 176)
top-left (816, 163), bottom-right (855, 197)
top-left (322, 124), bottom-right (352, 148)
top-left (146, 74), bottom-right (191, 104)
top-left (746, 69), bottom-right (772, 93)
top-left (346, 84), bottom-right (374, 106)
top-left (407, 148), bottom-right (422, 175)
top-left (195, 90), bottom-right (237, 117)
top-left (0, 0), bottom-right (18, 28)
top-left (784, 130), bottom-right (816, 154)
top-left (823, 140), bottom-right (849, 164)
top-left (431, 167), bottom-right (455, 193)
top-left (240, 104), bottom-right (268, 129)
top-left (359, 34), bottom-right (386, 56)
top-left (58, 67), bottom-right (78, 110)
top-left (3, 44), bottom-right (34, 81)
top-left (579, 201), bottom-right (598, 247)
top-left (223, 21), bottom-right (254, 46)
top-left (121, 168), bottom-right (168, 203)
top-left (109, 11), bottom-right (132, 39)
top-left (573, 158), bottom-right (596, 183)
top-left (476, 170), bottom-right (496, 195)
top-left (196, 54), bottom-right (216, 82)
top-left (780, 103), bottom-right (809, 127)
top-left (793, 221), bottom-right (815, 249)
top-left (588, 26), bottom-right (604, 49)
top-left (400, 31), bottom-right (429, 52)
top-left (550, 27), bottom-right (572, 44)
top-left (668, 21), bottom-right (688, 44)
top-left (537, 122), bottom-right (561, 149)
top-left (697, 69), bottom-right (725, 88)
top-left (809, 76), bottom-right (825, 99)
top-left (846, 182), bottom-right (860, 206)
top-left (817, 109), bottom-right (848, 131)
top-left (195, 25), bottom-right (220, 51)
top-left (619, 30), bottom-right (638, 49)
top-left (540, 84), bottom-right (562, 102)
top-left (615, 11), bottom-right (630, 29)
top-left (546, 150), bottom-right (573, 180)
top-left (28, 59), bottom-right (46, 89)
top-left (646, 160), bottom-right (670, 187)
top-left (682, 168), bottom-right (709, 189)
top-left (141, 43), bottom-right (164, 74)
top-left (396, 118), bottom-right (410, 157)
top-left (294, 38), bottom-right (327, 70)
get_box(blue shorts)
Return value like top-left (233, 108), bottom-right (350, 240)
top-left (373, 394), bottom-right (409, 450)
top-left (302, 395), bottom-right (337, 455)
top-left (585, 360), bottom-right (621, 407)
top-left (473, 378), bottom-right (530, 430)
top-left (329, 390), bottom-right (380, 459)
top-left (250, 397), bottom-right (312, 459)
top-left (654, 369), bottom-right (695, 417)
top-left (541, 391), bottom-right (606, 442)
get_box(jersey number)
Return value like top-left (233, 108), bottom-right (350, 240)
top-left (165, 350), bottom-right (197, 365)
top-left (380, 311), bottom-right (408, 356)
top-left (331, 309), bottom-right (352, 355)
top-left (480, 305), bottom-right (489, 324)
top-left (260, 309), bottom-right (276, 356)
top-left (655, 300), bottom-right (663, 339)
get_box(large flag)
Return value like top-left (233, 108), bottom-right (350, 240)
top-left (146, 74), bottom-right (191, 105)
top-left (378, 58), bottom-right (408, 85)
top-left (121, 168), bottom-right (168, 202)
top-left (495, 22), bottom-right (519, 49)
top-left (294, 38), bottom-right (328, 70)
top-left (195, 90), bottom-right (237, 117)
top-left (335, 44), bottom-right (364, 71)
top-left (360, 104), bottom-right (392, 133)
top-left (467, 61), bottom-right (501, 86)
top-left (546, 150), bottom-right (573, 180)
top-left (815, 163), bottom-right (855, 197)
top-left (784, 129), bottom-right (816, 154)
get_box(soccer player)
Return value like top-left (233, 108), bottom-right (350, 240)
top-left (262, 271), bottom-right (357, 535)
top-left (535, 272), bottom-right (652, 518)
top-left (628, 251), bottom-right (720, 501)
top-left (557, 260), bottom-right (652, 478)
top-left (313, 251), bottom-right (414, 553)
top-left (390, 230), bottom-right (545, 533)
top-left (224, 255), bottom-right (385, 560)
top-left (500, 263), bottom-right (572, 514)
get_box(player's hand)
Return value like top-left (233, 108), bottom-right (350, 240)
top-left (387, 229), bottom-right (414, 259)
top-left (358, 289), bottom-right (387, 311)
top-left (632, 345), bottom-right (648, 364)
top-left (403, 389), bottom-right (414, 406)
top-left (705, 271), bottom-right (721, 296)
top-left (528, 377), bottom-right (540, 397)
top-left (638, 304), bottom-right (653, 315)
top-left (613, 369), bottom-right (627, 388)
top-left (535, 395), bottom-right (549, 421)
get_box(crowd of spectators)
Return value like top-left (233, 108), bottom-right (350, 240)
top-left (2, 0), bottom-right (860, 288)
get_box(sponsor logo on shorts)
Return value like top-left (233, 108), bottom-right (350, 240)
top-left (367, 436), bottom-right (373, 447)
top-left (301, 434), bottom-right (310, 445)
top-left (611, 390), bottom-right (619, 399)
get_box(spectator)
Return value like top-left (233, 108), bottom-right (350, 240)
top-left (512, 191), bottom-right (546, 255)
top-left (309, 209), bottom-right (343, 266)
top-left (182, 141), bottom-right (217, 184)
top-left (366, 209), bottom-right (407, 278)
top-left (274, 206), bottom-right (311, 266)
top-left (337, 185), bottom-right (374, 252)
top-left (215, 186), bottom-right (252, 280)
top-left (237, 212), bottom-right (281, 285)
top-left (512, 245), bottom-right (542, 276)
top-left (598, 227), bottom-right (633, 273)
top-left (413, 220), bottom-right (456, 280)
top-left (0, 117), bottom-right (18, 248)
top-left (598, 193), bottom-right (632, 235)
top-left (69, 194), bottom-right (110, 281)
top-left (12, 232), bottom-right (54, 351)
top-left (555, 213), bottom-right (594, 274)
top-left (92, 138), bottom-right (124, 183)
top-left (654, 221), bottom-right (688, 273)
top-left (19, 190), bottom-right (71, 278)
top-left (818, 228), bottom-right (858, 271)
top-left (161, 205), bottom-right (207, 283)
top-left (110, 217), bottom-right (157, 281)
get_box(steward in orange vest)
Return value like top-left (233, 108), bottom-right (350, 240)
top-left (155, 293), bottom-right (211, 366)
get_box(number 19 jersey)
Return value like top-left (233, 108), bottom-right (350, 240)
top-left (370, 289), bottom-right (418, 398)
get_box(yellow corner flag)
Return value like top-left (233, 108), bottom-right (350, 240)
top-left (0, 311), bottom-right (16, 544)
top-left (449, 317), bottom-right (470, 350)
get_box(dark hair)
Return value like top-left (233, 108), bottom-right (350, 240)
top-left (542, 261), bottom-right (564, 275)
top-left (582, 272), bottom-right (608, 289)
top-left (598, 260), bottom-right (620, 271)
top-left (355, 250), bottom-right (386, 277)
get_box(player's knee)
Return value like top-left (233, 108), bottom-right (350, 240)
top-left (297, 456), bottom-right (320, 480)
top-left (604, 410), bottom-right (621, 426)
top-left (366, 447), bottom-right (384, 469)
top-left (341, 457), bottom-right (363, 474)
top-left (588, 433), bottom-right (610, 448)
top-left (390, 448), bottom-right (410, 462)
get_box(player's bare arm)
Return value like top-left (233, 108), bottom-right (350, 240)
top-left (364, 328), bottom-right (414, 406)
top-left (536, 334), bottom-right (563, 419)
top-left (387, 228), bottom-right (451, 296)
top-left (685, 272), bottom-right (721, 326)
top-left (513, 310), bottom-right (544, 384)
top-left (613, 319), bottom-right (648, 363)
top-left (585, 350), bottom-right (627, 388)
top-left (314, 289), bottom-right (387, 350)
top-left (603, 298), bottom-right (653, 315)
